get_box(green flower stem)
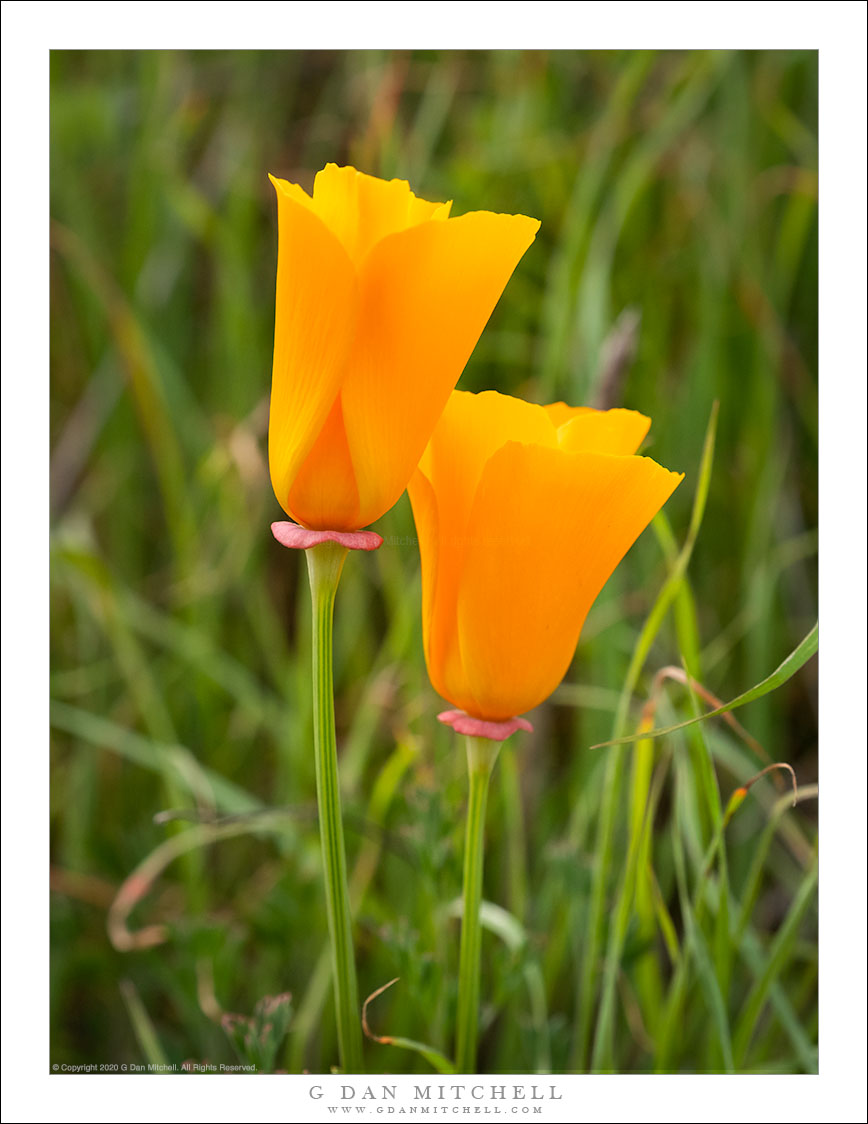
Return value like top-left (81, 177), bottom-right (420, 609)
top-left (306, 541), bottom-right (363, 1074)
top-left (455, 735), bottom-right (501, 1074)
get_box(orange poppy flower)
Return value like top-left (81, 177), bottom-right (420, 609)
top-left (408, 390), bottom-right (684, 727)
top-left (268, 164), bottom-right (540, 532)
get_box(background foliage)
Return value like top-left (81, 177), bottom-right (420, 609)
top-left (50, 49), bottom-right (818, 1074)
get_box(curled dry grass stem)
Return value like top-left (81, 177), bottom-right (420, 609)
top-left (362, 978), bottom-right (456, 1076)
top-left (723, 762), bottom-right (799, 826)
top-left (698, 764), bottom-right (800, 888)
top-left (646, 665), bottom-right (770, 766)
top-left (107, 812), bottom-right (292, 952)
top-left (362, 977), bottom-right (401, 1045)
top-left (50, 867), bottom-right (117, 910)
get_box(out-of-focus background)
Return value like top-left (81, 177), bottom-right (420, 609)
top-left (50, 50), bottom-right (817, 1074)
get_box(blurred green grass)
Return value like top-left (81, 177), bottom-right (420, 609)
top-left (50, 49), bottom-right (817, 1074)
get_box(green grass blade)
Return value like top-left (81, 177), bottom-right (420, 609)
top-left (119, 979), bottom-right (169, 1068)
top-left (671, 761), bottom-right (734, 1073)
top-left (50, 699), bottom-right (261, 814)
top-left (594, 623), bottom-right (818, 749)
top-left (732, 858), bottom-right (818, 1068)
top-left (734, 925), bottom-right (818, 1073)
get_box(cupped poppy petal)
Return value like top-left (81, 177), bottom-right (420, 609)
top-left (544, 402), bottom-right (592, 429)
top-left (419, 390), bottom-right (557, 542)
top-left (410, 390), bottom-right (556, 706)
top-left (310, 163), bottom-right (451, 266)
top-left (455, 441), bottom-right (684, 720)
top-left (406, 467), bottom-right (444, 688)
top-left (268, 176), bottom-right (359, 517)
top-left (271, 175), bottom-right (317, 212)
top-left (287, 394), bottom-right (361, 530)
top-left (555, 407), bottom-right (651, 456)
top-left (342, 212), bottom-right (541, 529)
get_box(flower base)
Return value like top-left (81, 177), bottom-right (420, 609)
top-left (271, 521), bottom-right (383, 552)
top-left (438, 709), bottom-right (533, 742)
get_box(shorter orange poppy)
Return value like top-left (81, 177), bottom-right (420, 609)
top-left (408, 390), bottom-right (684, 726)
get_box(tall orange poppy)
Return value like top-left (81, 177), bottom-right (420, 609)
top-left (268, 164), bottom-right (540, 532)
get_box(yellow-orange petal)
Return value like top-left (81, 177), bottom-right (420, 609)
top-left (419, 390), bottom-right (557, 543)
top-left (310, 163), bottom-right (451, 266)
top-left (544, 402), bottom-right (593, 429)
top-left (286, 393), bottom-right (361, 530)
top-left (270, 174), bottom-right (317, 212)
top-left (455, 442), bottom-right (683, 720)
top-left (556, 407), bottom-right (651, 456)
top-left (406, 467), bottom-right (443, 691)
top-left (409, 390), bottom-right (556, 706)
top-left (268, 176), bottom-right (358, 516)
top-left (342, 212), bottom-right (541, 529)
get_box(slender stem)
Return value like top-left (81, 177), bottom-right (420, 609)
top-left (455, 735), bottom-right (500, 1073)
top-left (306, 541), bottom-right (363, 1074)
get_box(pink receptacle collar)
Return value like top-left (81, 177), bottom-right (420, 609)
top-left (271, 521), bottom-right (383, 552)
top-left (438, 709), bottom-right (533, 742)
